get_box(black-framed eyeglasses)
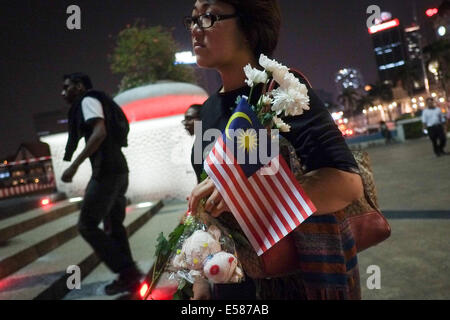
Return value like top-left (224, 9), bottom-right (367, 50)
top-left (183, 13), bottom-right (238, 31)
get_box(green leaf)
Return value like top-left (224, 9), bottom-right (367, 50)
top-left (200, 170), bottom-right (208, 182)
top-left (168, 223), bottom-right (186, 251)
top-left (155, 232), bottom-right (170, 257)
top-left (172, 290), bottom-right (184, 300)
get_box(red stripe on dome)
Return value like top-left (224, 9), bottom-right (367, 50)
top-left (121, 94), bottom-right (207, 123)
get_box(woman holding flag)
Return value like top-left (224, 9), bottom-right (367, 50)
top-left (186, 0), bottom-right (364, 300)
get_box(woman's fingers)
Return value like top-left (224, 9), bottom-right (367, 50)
top-left (209, 194), bottom-right (230, 218)
top-left (204, 188), bottom-right (221, 212)
top-left (210, 199), bottom-right (226, 218)
top-left (189, 178), bottom-right (215, 214)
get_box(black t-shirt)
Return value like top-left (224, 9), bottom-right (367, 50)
top-left (191, 80), bottom-right (359, 181)
top-left (79, 94), bottom-right (129, 179)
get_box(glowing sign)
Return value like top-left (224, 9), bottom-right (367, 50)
top-left (369, 18), bottom-right (400, 34)
top-left (426, 8), bottom-right (439, 17)
top-left (175, 51), bottom-right (197, 65)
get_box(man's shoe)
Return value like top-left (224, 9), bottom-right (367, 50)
top-left (104, 271), bottom-right (143, 296)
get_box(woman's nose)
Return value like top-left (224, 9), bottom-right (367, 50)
top-left (191, 24), bottom-right (203, 38)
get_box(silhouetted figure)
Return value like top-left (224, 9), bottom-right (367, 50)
top-left (422, 97), bottom-right (448, 157)
top-left (61, 72), bottom-right (142, 295)
top-left (379, 121), bottom-right (392, 144)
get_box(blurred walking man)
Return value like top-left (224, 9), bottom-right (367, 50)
top-left (61, 73), bottom-right (142, 295)
top-left (422, 97), bottom-right (448, 157)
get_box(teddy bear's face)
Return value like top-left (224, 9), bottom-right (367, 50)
top-left (203, 252), bottom-right (241, 283)
top-left (174, 230), bottom-right (222, 270)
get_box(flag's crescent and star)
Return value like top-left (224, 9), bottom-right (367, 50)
top-left (225, 112), bottom-right (252, 139)
top-left (225, 112), bottom-right (258, 152)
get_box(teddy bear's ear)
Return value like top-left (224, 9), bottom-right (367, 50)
top-left (208, 225), bottom-right (221, 241)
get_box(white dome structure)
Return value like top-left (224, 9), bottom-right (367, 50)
top-left (42, 81), bottom-right (208, 203)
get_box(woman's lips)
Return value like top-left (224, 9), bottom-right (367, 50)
top-left (193, 41), bottom-right (205, 50)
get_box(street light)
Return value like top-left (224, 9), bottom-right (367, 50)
top-left (438, 26), bottom-right (447, 37)
top-left (428, 60), bottom-right (440, 80)
top-left (426, 8), bottom-right (439, 18)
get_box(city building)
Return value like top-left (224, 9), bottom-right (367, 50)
top-left (369, 16), bottom-right (408, 85)
top-left (404, 23), bottom-right (427, 93)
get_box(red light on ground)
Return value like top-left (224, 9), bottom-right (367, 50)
top-left (139, 282), bottom-right (149, 299)
top-left (426, 8), bottom-right (438, 17)
top-left (41, 198), bottom-right (50, 206)
top-left (345, 129), bottom-right (354, 136)
top-left (368, 19), bottom-right (400, 34)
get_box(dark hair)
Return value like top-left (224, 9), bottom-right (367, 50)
top-left (218, 0), bottom-right (281, 58)
top-left (63, 73), bottom-right (93, 90)
top-left (187, 104), bottom-right (202, 114)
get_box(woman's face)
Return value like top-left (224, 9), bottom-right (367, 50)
top-left (190, 0), bottom-right (248, 70)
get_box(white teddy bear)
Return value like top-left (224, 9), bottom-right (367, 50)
top-left (203, 251), bottom-right (244, 284)
top-left (172, 226), bottom-right (222, 270)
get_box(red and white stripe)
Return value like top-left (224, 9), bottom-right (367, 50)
top-left (0, 156), bottom-right (51, 167)
top-left (0, 182), bottom-right (56, 199)
top-left (204, 137), bottom-right (316, 256)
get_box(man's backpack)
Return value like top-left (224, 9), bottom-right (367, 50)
top-left (86, 90), bottom-right (130, 147)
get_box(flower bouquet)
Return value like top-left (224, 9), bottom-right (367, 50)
top-left (141, 211), bottom-right (245, 300)
top-left (242, 54), bottom-right (310, 132)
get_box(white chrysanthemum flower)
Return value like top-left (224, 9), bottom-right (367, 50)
top-left (244, 64), bottom-right (268, 87)
top-left (271, 87), bottom-right (310, 117)
top-left (273, 116), bottom-right (291, 132)
top-left (271, 88), bottom-right (295, 116)
top-left (259, 54), bottom-right (289, 83)
top-left (256, 54), bottom-right (311, 118)
top-left (259, 94), bottom-right (273, 107)
top-left (280, 72), bottom-right (302, 89)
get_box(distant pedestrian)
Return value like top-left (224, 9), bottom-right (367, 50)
top-left (422, 97), bottom-right (448, 157)
top-left (61, 72), bottom-right (142, 295)
top-left (182, 104), bottom-right (202, 136)
top-left (379, 121), bottom-right (392, 144)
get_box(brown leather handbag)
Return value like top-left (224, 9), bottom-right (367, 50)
top-left (344, 151), bottom-right (391, 252)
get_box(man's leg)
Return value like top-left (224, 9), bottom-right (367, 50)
top-left (78, 176), bottom-right (132, 274)
top-left (438, 125), bottom-right (447, 153)
top-left (428, 126), bottom-right (441, 156)
top-left (107, 174), bottom-right (135, 272)
top-left (102, 174), bottom-right (142, 295)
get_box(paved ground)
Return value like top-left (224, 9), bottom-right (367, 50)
top-left (363, 136), bottom-right (450, 211)
top-left (355, 136), bottom-right (450, 300)
top-left (1, 136), bottom-right (447, 300)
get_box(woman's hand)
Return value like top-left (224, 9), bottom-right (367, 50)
top-left (188, 178), bottom-right (231, 217)
top-left (191, 277), bottom-right (211, 300)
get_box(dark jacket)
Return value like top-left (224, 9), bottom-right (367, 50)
top-left (64, 90), bottom-right (129, 178)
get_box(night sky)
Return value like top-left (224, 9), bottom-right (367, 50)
top-left (0, 0), bottom-right (442, 158)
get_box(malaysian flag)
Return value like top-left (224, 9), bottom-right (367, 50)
top-left (204, 97), bottom-right (316, 256)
